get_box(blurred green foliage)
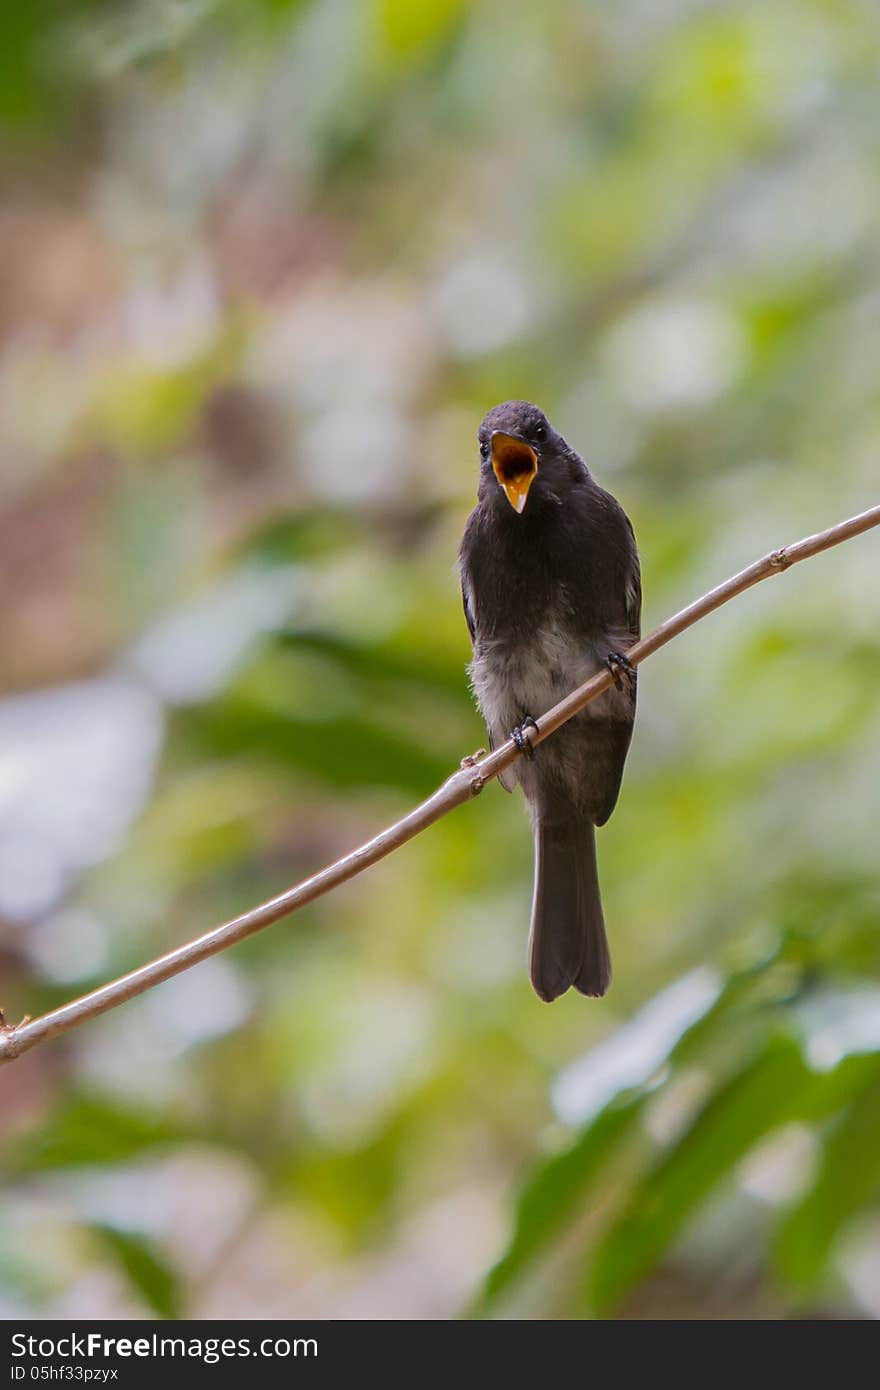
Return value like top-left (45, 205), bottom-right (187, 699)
top-left (1, 0), bottom-right (879, 1319)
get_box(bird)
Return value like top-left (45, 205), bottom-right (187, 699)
top-left (458, 400), bottom-right (640, 1002)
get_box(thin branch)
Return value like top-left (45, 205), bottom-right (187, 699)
top-left (2, 502), bottom-right (878, 1064)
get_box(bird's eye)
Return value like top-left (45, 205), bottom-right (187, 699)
top-left (533, 422), bottom-right (548, 442)
top-left (479, 439), bottom-right (489, 459)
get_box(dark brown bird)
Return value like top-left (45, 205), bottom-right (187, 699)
top-left (458, 401), bottom-right (640, 1001)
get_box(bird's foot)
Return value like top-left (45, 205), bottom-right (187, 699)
top-left (510, 715), bottom-right (539, 759)
top-left (605, 651), bottom-right (636, 692)
top-left (460, 748), bottom-right (486, 768)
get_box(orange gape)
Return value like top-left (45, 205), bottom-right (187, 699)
top-left (490, 431), bottom-right (539, 513)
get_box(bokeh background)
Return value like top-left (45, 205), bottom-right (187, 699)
top-left (2, 0), bottom-right (879, 1320)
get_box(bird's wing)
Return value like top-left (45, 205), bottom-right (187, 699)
top-left (622, 512), bottom-right (642, 638)
top-left (460, 566), bottom-right (516, 792)
top-left (460, 577), bottom-right (476, 646)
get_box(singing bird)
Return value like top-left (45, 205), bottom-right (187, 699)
top-left (459, 401), bottom-right (640, 1001)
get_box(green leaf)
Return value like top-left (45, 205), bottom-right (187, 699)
top-left (800, 1050), bottom-right (880, 1124)
top-left (5, 1096), bottom-right (182, 1173)
top-left (378, 0), bottom-right (464, 60)
top-left (94, 1226), bottom-right (181, 1319)
top-left (89, 321), bottom-right (246, 454)
top-left (474, 1096), bottom-right (644, 1316)
top-left (775, 1068), bottom-right (880, 1290)
top-left (279, 629), bottom-right (466, 699)
top-left (0, 1), bottom-right (92, 131)
top-left (243, 509), bottom-right (360, 565)
top-left (477, 965), bottom-right (753, 1315)
top-left (184, 701), bottom-right (453, 796)
top-left (589, 1035), bottom-right (813, 1315)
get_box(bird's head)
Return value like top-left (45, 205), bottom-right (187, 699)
top-left (477, 400), bottom-right (575, 514)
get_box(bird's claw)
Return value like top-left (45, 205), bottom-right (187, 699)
top-left (606, 650), bottom-right (636, 691)
top-left (511, 715), bottom-right (539, 759)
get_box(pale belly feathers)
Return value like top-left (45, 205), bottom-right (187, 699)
top-left (469, 620), bottom-right (630, 745)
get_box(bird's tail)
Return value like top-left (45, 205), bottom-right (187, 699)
top-left (528, 804), bottom-right (611, 1002)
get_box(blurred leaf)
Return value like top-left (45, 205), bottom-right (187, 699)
top-left (476, 1095), bottom-right (644, 1315)
top-left (87, 322), bottom-right (246, 454)
top-left (378, 0), bottom-right (465, 61)
top-left (775, 1070), bottom-right (880, 1291)
top-left (182, 699), bottom-right (454, 796)
top-left (5, 1097), bottom-right (183, 1173)
top-left (651, 11), bottom-right (775, 146)
top-left (94, 1225), bottom-right (181, 1319)
top-left (0, 1), bottom-right (93, 131)
top-left (283, 1121), bottom-right (406, 1242)
top-left (589, 1035), bottom-right (812, 1315)
top-left (280, 628), bottom-right (466, 698)
top-left (242, 510), bottom-right (362, 566)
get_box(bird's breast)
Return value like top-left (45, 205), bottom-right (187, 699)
top-left (469, 621), bottom-right (625, 738)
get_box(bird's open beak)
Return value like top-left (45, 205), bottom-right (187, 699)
top-left (490, 431), bottom-right (539, 513)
